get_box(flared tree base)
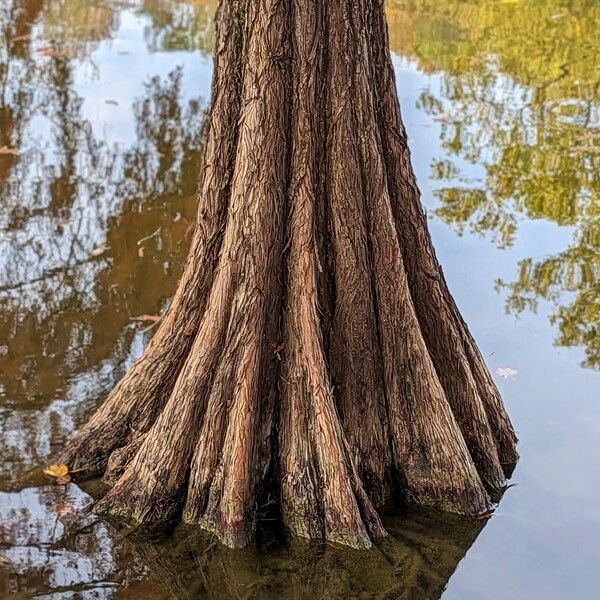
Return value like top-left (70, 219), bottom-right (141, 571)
top-left (58, 0), bottom-right (517, 550)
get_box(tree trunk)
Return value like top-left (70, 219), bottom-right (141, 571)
top-left (58, 0), bottom-right (517, 549)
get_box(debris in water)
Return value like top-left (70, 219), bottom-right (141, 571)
top-left (495, 367), bottom-right (518, 379)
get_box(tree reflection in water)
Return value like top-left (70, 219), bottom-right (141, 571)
top-left (132, 511), bottom-right (485, 599)
top-left (387, 0), bottom-right (600, 369)
top-left (0, 485), bottom-right (154, 598)
top-left (0, 0), bottom-right (206, 489)
top-left (1, 482), bottom-right (487, 599)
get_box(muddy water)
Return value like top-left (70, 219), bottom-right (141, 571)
top-left (0, 1), bottom-right (598, 598)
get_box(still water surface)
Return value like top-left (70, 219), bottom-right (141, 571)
top-left (0, 1), bottom-right (598, 598)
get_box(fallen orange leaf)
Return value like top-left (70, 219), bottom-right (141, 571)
top-left (53, 503), bottom-right (75, 516)
top-left (0, 555), bottom-right (12, 568)
top-left (38, 46), bottom-right (59, 57)
top-left (43, 463), bottom-right (69, 478)
top-left (0, 146), bottom-right (18, 155)
top-left (130, 314), bottom-right (161, 323)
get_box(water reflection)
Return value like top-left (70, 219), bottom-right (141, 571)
top-left (0, 485), bottom-right (486, 599)
top-left (0, 0), bottom-right (206, 488)
top-left (130, 510), bottom-right (485, 600)
top-left (140, 0), bottom-right (216, 54)
top-left (388, 0), bottom-right (600, 368)
top-left (1, 0), bottom-right (599, 598)
top-left (0, 484), bottom-right (158, 599)
top-left (0, 1), bottom-right (494, 597)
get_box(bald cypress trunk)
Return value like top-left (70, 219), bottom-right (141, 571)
top-left (59, 0), bottom-right (517, 549)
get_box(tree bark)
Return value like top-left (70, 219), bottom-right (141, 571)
top-left (58, 0), bottom-right (517, 549)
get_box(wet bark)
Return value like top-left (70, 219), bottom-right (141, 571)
top-left (59, 0), bottom-right (517, 549)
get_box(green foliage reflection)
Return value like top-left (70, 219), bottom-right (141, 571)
top-left (387, 0), bottom-right (600, 368)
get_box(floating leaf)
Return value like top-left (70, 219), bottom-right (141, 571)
top-left (10, 34), bottom-right (30, 43)
top-left (0, 554), bottom-right (12, 568)
top-left (433, 115), bottom-right (455, 124)
top-left (53, 503), bottom-right (76, 517)
top-left (137, 227), bottom-right (161, 246)
top-left (91, 245), bottom-right (109, 257)
top-left (130, 314), bottom-right (161, 323)
top-left (173, 212), bottom-right (182, 222)
top-left (495, 367), bottom-right (518, 379)
top-left (0, 146), bottom-right (19, 155)
top-left (138, 246), bottom-right (145, 258)
top-left (43, 464), bottom-right (69, 478)
top-left (38, 46), bottom-right (58, 57)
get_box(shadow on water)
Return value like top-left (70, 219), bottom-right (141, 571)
top-left (135, 512), bottom-right (486, 600)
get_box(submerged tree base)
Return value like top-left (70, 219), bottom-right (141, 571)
top-left (59, 0), bottom-right (517, 550)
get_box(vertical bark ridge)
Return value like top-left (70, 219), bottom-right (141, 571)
top-left (57, 0), bottom-right (246, 477)
top-left (181, 0), bottom-right (292, 548)
top-left (59, 0), bottom-right (518, 550)
top-left (367, 0), bottom-right (517, 483)
top-left (279, 0), bottom-right (385, 549)
top-left (95, 0), bottom-right (291, 536)
top-left (325, 0), bottom-right (392, 507)
top-left (347, 0), bottom-right (490, 514)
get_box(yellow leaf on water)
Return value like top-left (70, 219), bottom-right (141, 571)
top-left (43, 464), bottom-right (69, 478)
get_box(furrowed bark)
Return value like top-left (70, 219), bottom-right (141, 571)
top-left (57, 0), bottom-right (245, 477)
top-left (278, 0), bottom-right (385, 548)
top-left (349, 0), bottom-right (490, 513)
top-left (182, 0), bottom-right (291, 545)
top-left (326, 0), bottom-right (392, 507)
top-left (97, 0), bottom-right (291, 545)
top-left (59, 0), bottom-right (518, 549)
top-left (367, 0), bottom-right (517, 480)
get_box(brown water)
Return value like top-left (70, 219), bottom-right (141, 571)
top-left (0, 1), bottom-right (598, 598)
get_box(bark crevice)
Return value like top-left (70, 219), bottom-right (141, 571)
top-left (58, 0), bottom-right (518, 549)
